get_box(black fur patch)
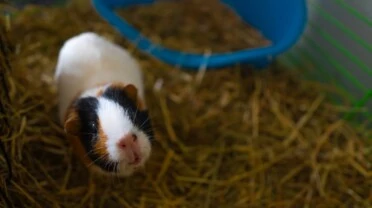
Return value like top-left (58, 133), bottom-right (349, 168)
top-left (102, 86), bottom-right (154, 141)
top-left (74, 96), bottom-right (118, 172)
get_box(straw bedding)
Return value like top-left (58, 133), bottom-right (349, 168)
top-left (116, 0), bottom-right (272, 52)
top-left (0, 1), bottom-right (371, 207)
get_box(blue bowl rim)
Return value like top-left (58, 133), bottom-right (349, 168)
top-left (91, 0), bottom-right (308, 70)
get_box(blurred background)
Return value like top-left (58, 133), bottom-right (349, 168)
top-left (281, 0), bottom-right (371, 124)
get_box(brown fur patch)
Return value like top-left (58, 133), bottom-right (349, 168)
top-left (63, 106), bottom-right (93, 167)
top-left (64, 107), bottom-right (80, 136)
top-left (110, 82), bottom-right (147, 111)
top-left (137, 97), bottom-right (146, 110)
top-left (97, 89), bottom-right (104, 96)
top-left (122, 84), bottom-right (138, 102)
top-left (94, 120), bottom-right (109, 158)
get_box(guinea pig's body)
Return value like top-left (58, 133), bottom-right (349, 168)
top-left (55, 32), bottom-right (153, 177)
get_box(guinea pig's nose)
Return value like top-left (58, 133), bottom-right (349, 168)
top-left (117, 133), bottom-right (141, 164)
top-left (117, 133), bottom-right (137, 149)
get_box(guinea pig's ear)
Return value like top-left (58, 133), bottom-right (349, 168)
top-left (123, 84), bottom-right (146, 110)
top-left (123, 84), bottom-right (138, 103)
top-left (64, 109), bottom-right (81, 136)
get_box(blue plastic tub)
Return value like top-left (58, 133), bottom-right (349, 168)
top-left (92, 0), bottom-right (307, 70)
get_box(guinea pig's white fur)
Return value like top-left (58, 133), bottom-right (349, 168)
top-left (54, 32), bottom-right (151, 177)
top-left (55, 32), bottom-right (144, 122)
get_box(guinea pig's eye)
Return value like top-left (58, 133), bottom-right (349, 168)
top-left (90, 123), bottom-right (96, 129)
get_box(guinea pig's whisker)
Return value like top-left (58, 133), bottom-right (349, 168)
top-left (87, 156), bottom-right (105, 168)
top-left (138, 116), bottom-right (151, 129)
top-left (86, 154), bottom-right (108, 168)
top-left (114, 168), bottom-right (120, 181)
top-left (114, 162), bottom-right (119, 174)
top-left (104, 161), bottom-right (110, 171)
top-left (133, 107), bottom-right (139, 124)
top-left (103, 163), bottom-right (110, 175)
top-left (144, 129), bottom-right (155, 136)
top-left (83, 146), bottom-right (106, 158)
top-left (108, 162), bottom-right (119, 183)
top-left (83, 149), bottom-right (95, 158)
top-left (146, 126), bottom-right (159, 133)
top-left (103, 160), bottom-right (118, 177)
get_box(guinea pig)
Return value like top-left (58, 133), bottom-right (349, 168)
top-left (54, 32), bottom-right (154, 177)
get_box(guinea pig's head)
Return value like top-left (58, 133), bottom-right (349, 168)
top-left (64, 83), bottom-right (154, 177)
